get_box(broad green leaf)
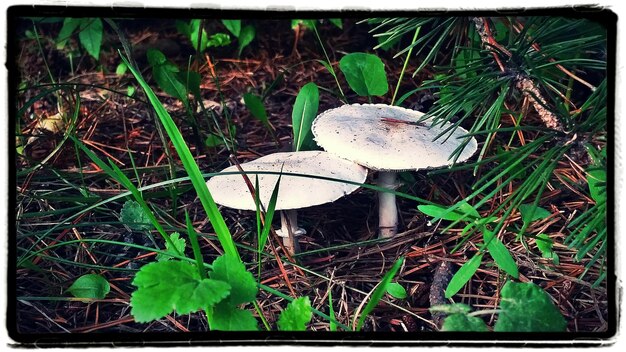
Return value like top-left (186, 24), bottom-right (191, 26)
top-left (67, 274), bottom-right (110, 300)
top-left (329, 18), bottom-right (342, 29)
top-left (442, 314), bottom-right (489, 332)
top-left (519, 204), bottom-right (551, 225)
top-left (115, 62), bottom-right (128, 76)
top-left (131, 261), bottom-right (231, 322)
top-left (484, 230), bottom-right (519, 278)
top-left (339, 53), bottom-right (388, 97)
top-left (494, 281), bottom-right (567, 332)
top-left (156, 232), bottom-right (186, 262)
top-left (56, 18), bottom-right (81, 49)
top-left (356, 257), bottom-right (403, 331)
top-left (587, 168), bottom-right (606, 203)
top-left (454, 48), bottom-right (481, 79)
top-left (147, 49), bottom-right (189, 108)
top-left (205, 134), bottom-right (225, 148)
top-left (78, 18), bottom-right (103, 60)
top-left (277, 297), bottom-right (312, 331)
top-left (210, 255), bottom-right (257, 306)
top-left (238, 25), bottom-right (255, 56)
top-left (445, 253), bottom-right (483, 298)
top-left (243, 93), bottom-right (270, 129)
top-left (120, 200), bottom-right (152, 231)
top-left (207, 33), bottom-right (231, 48)
top-left (211, 302), bottom-right (258, 331)
top-left (493, 19), bottom-right (509, 42)
top-left (189, 19), bottom-right (208, 51)
top-left (386, 282), bottom-right (407, 299)
top-left (222, 19), bottom-right (241, 37)
top-left (291, 82), bottom-right (319, 151)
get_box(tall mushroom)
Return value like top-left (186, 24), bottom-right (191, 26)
top-left (206, 150), bottom-right (368, 254)
top-left (311, 103), bottom-right (478, 238)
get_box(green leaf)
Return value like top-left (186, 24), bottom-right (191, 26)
top-left (127, 86), bottom-right (136, 97)
top-left (445, 253), bottom-right (483, 298)
top-left (147, 49), bottom-right (189, 108)
top-left (536, 234), bottom-right (559, 264)
top-left (156, 232), bottom-right (186, 262)
top-left (291, 19), bottom-right (316, 30)
top-left (56, 18), bottom-right (81, 49)
top-left (205, 134), bottom-right (225, 148)
top-left (519, 204), bottom-right (551, 225)
top-left (418, 201), bottom-right (479, 222)
top-left (356, 257), bottom-right (404, 330)
top-left (67, 274), bottom-right (110, 300)
top-left (587, 168), bottom-right (606, 203)
top-left (483, 230), bottom-right (519, 278)
top-left (210, 255), bottom-right (257, 306)
top-left (211, 302), bottom-right (259, 331)
top-left (494, 281), bottom-right (567, 332)
top-left (329, 18), bottom-right (343, 29)
top-left (189, 19), bottom-right (209, 51)
top-left (442, 314), bottom-right (489, 332)
top-left (243, 93), bottom-right (270, 129)
top-left (386, 282), bottom-right (407, 299)
top-left (493, 19), bottom-right (509, 42)
top-left (291, 82), bottom-right (319, 152)
top-left (131, 261), bottom-right (231, 322)
top-left (78, 18), bottom-right (103, 60)
top-left (238, 25), bottom-right (255, 56)
top-left (175, 20), bottom-right (191, 37)
top-left (277, 297), bottom-right (312, 331)
top-left (120, 200), bottom-right (152, 231)
top-left (222, 19), bottom-right (241, 37)
top-left (339, 53), bottom-right (388, 97)
top-left (207, 33), bottom-right (231, 48)
top-left (115, 62), bottom-right (128, 76)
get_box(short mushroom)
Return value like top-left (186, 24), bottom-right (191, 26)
top-left (206, 150), bottom-right (368, 255)
top-left (311, 103), bottom-right (478, 238)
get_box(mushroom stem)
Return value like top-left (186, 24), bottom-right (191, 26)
top-left (378, 171), bottom-right (398, 238)
top-left (278, 210), bottom-right (304, 255)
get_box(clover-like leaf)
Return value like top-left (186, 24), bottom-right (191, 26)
top-left (131, 261), bottom-right (231, 323)
top-left (210, 255), bottom-right (257, 306)
top-left (156, 232), bottom-right (186, 262)
top-left (277, 297), bottom-right (312, 331)
top-left (120, 200), bottom-right (152, 231)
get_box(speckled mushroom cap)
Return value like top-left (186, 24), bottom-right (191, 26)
top-left (206, 151), bottom-right (368, 211)
top-left (311, 104), bottom-right (478, 171)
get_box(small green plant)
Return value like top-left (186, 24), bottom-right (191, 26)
top-left (418, 201), bottom-right (518, 298)
top-left (56, 17), bottom-right (103, 60)
top-left (66, 274), bottom-right (110, 300)
top-left (433, 281), bottom-right (567, 332)
top-left (291, 82), bottom-right (320, 152)
top-left (177, 19), bottom-right (232, 53)
top-left (221, 19), bottom-right (255, 56)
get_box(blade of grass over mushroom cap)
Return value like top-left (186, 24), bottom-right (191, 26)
top-left (312, 104), bottom-right (478, 238)
top-left (206, 151), bottom-right (368, 254)
top-left (121, 53), bottom-right (239, 260)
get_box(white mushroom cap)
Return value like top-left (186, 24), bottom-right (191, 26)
top-left (311, 104), bottom-right (478, 171)
top-left (206, 151), bottom-right (368, 211)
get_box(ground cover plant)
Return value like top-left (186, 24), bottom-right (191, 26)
top-left (10, 8), bottom-right (613, 341)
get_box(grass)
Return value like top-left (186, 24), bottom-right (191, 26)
top-left (12, 14), bottom-right (610, 335)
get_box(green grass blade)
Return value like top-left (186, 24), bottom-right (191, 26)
top-left (120, 52), bottom-right (239, 260)
top-left (356, 257), bottom-right (404, 331)
top-left (186, 210), bottom-right (206, 279)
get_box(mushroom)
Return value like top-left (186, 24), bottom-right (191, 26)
top-left (311, 103), bottom-right (478, 238)
top-left (206, 150), bottom-right (368, 254)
